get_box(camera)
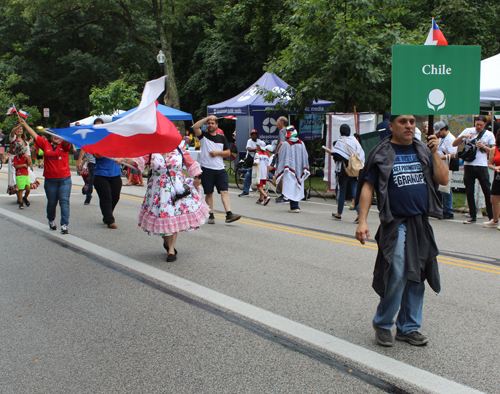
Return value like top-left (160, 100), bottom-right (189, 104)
top-left (172, 184), bottom-right (191, 202)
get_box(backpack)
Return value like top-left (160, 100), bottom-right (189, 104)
top-left (340, 139), bottom-right (363, 177)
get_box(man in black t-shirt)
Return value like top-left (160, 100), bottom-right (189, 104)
top-left (193, 115), bottom-right (241, 224)
top-left (355, 115), bottom-right (449, 348)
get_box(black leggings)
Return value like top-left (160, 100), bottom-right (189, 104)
top-left (93, 175), bottom-right (122, 224)
top-left (463, 165), bottom-right (493, 220)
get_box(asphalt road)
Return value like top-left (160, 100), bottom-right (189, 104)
top-left (1, 166), bottom-right (499, 394)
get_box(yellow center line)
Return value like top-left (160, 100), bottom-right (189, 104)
top-left (216, 214), bottom-right (500, 276)
top-left (3, 175), bottom-right (499, 275)
top-left (437, 256), bottom-right (500, 272)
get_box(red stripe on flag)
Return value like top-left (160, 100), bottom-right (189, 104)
top-left (81, 111), bottom-right (182, 157)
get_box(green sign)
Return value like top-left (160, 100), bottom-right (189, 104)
top-left (392, 45), bottom-right (481, 115)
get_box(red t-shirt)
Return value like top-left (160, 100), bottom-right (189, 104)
top-left (13, 155), bottom-right (29, 176)
top-left (35, 136), bottom-right (71, 179)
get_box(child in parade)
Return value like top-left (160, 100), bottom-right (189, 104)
top-left (254, 140), bottom-right (271, 205)
top-left (12, 142), bottom-right (32, 209)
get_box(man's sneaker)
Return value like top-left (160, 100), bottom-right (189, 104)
top-left (238, 191), bottom-right (249, 197)
top-left (443, 212), bottom-right (454, 219)
top-left (353, 216), bottom-right (359, 224)
top-left (463, 218), bottom-right (477, 224)
top-left (332, 213), bottom-right (341, 220)
top-left (207, 214), bottom-right (215, 224)
top-left (84, 197), bottom-right (91, 205)
top-left (263, 196), bottom-right (271, 206)
top-left (256, 199), bottom-right (263, 204)
top-left (61, 224), bottom-right (69, 234)
top-left (225, 212), bottom-right (241, 223)
top-left (49, 221), bottom-right (57, 230)
top-left (483, 219), bottom-right (499, 228)
top-left (288, 208), bottom-right (300, 213)
top-left (19, 202), bottom-right (24, 209)
top-left (22, 197), bottom-right (30, 207)
top-left (373, 322), bottom-right (394, 347)
top-left (395, 331), bottom-right (429, 346)
top-left (275, 196), bottom-right (289, 204)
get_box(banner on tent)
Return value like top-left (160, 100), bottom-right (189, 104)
top-left (252, 112), bottom-right (280, 144)
top-left (324, 113), bottom-right (377, 192)
top-left (299, 114), bottom-right (323, 141)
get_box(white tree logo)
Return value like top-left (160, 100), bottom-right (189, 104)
top-left (262, 117), bottom-right (277, 133)
top-left (427, 89), bottom-right (446, 111)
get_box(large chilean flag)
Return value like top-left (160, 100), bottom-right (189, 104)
top-left (47, 76), bottom-right (182, 157)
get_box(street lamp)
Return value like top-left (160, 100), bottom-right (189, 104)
top-left (156, 50), bottom-right (166, 105)
top-left (156, 50), bottom-right (166, 76)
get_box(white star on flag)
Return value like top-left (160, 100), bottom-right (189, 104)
top-left (73, 128), bottom-right (95, 139)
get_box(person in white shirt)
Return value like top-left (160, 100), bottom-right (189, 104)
top-left (452, 115), bottom-right (495, 224)
top-left (245, 130), bottom-right (259, 160)
top-left (253, 140), bottom-right (271, 205)
top-left (434, 121), bottom-right (458, 219)
top-left (193, 115), bottom-right (241, 224)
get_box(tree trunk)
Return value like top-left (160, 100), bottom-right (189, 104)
top-left (151, 0), bottom-right (180, 111)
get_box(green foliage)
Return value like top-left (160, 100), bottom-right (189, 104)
top-left (89, 78), bottom-right (141, 115)
top-left (0, 0), bottom-right (499, 128)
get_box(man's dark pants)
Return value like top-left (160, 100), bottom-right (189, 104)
top-left (464, 165), bottom-right (493, 220)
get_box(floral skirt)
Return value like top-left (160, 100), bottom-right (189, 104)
top-left (138, 174), bottom-right (210, 236)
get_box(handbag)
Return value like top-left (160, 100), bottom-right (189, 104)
top-left (28, 167), bottom-right (40, 190)
top-left (459, 129), bottom-right (486, 162)
top-left (250, 161), bottom-right (261, 188)
top-left (438, 155), bottom-right (452, 194)
top-left (340, 139), bottom-right (363, 177)
top-left (449, 156), bottom-right (459, 171)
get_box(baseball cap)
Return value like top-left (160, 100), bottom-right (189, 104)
top-left (250, 129), bottom-right (258, 134)
top-left (256, 140), bottom-right (266, 149)
top-left (433, 121), bottom-right (446, 132)
top-left (265, 145), bottom-right (274, 152)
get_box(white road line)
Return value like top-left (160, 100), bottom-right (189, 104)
top-left (0, 207), bottom-right (484, 394)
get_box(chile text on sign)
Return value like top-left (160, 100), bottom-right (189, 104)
top-left (392, 45), bottom-right (481, 115)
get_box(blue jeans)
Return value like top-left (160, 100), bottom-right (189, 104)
top-left (44, 176), bottom-right (72, 226)
top-left (243, 168), bottom-right (252, 193)
top-left (290, 200), bottom-right (300, 210)
top-left (373, 223), bottom-right (425, 335)
top-left (440, 190), bottom-right (453, 214)
top-left (337, 175), bottom-right (358, 215)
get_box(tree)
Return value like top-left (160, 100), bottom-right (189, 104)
top-left (89, 78), bottom-right (141, 115)
top-left (263, 0), bottom-right (421, 116)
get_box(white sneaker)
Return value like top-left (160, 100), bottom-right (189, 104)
top-left (483, 219), bottom-right (499, 228)
top-left (61, 224), bottom-right (68, 234)
top-left (49, 221), bottom-right (57, 230)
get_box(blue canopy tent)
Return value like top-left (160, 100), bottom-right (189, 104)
top-left (207, 72), bottom-right (332, 156)
top-left (112, 104), bottom-right (193, 122)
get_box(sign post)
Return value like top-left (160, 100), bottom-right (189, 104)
top-left (43, 108), bottom-right (50, 128)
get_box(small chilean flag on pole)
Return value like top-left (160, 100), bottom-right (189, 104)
top-left (18, 109), bottom-right (30, 119)
top-left (6, 104), bottom-right (17, 115)
top-left (424, 18), bottom-right (448, 46)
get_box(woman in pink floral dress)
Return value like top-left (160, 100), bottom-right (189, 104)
top-left (127, 145), bottom-right (210, 262)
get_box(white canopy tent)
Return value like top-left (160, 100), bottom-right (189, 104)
top-left (70, 110), bottom-right (125, 126)
top-left (480, 53), bottom-right (500, 112)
